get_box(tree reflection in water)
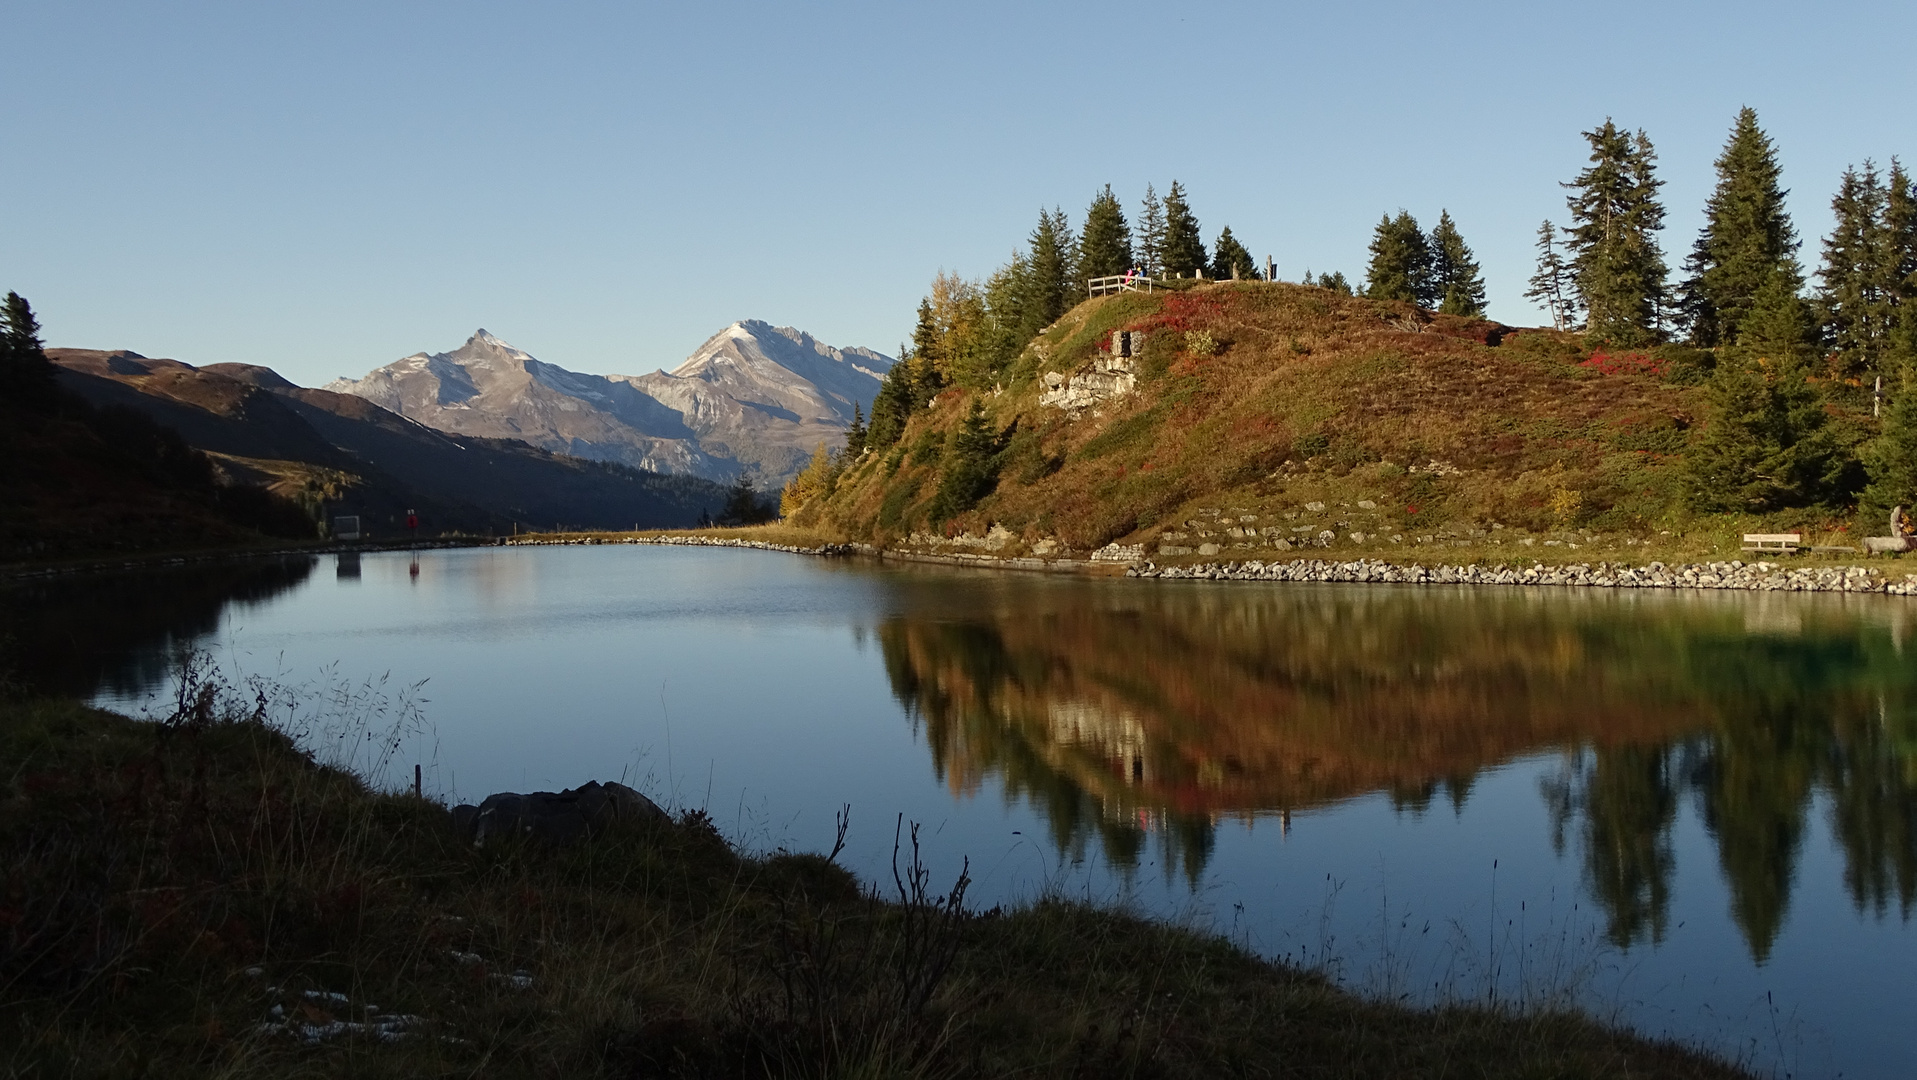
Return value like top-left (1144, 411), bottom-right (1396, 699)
top-left (875, 583), bottom-right (1917, 963)
top-left (0, 555), bottom-right (316, 697)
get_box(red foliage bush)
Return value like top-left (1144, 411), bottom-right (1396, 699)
top-left (1580, 351), bottom-right (1665, 377)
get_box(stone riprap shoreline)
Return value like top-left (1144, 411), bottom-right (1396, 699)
top-left (1132, 555), bottom-right (1917, 594)
top-left (506, 534), bottom-right (860, 557)
top-left (510, 533), bottom-right (1917, 595)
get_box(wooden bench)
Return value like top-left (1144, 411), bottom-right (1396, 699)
top-left (1741, 533), bottom-right (1802, 554)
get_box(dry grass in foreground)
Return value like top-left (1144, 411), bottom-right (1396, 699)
top-left (0, 691), bottom-right (1753, 1079)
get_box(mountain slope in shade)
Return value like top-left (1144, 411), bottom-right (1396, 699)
top-left (324, 323), bottom-right (892, 483)
top-left (49, 349), bottom-right (730, 534)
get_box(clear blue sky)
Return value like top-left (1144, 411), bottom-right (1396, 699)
top-left (4, 1), bottom-right (1913, 387)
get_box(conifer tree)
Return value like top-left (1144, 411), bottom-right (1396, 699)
top-left (1525, 221), bottom-right (1580, 330)
top-left (1862, 304), bottom-right (1917, 521)
top-left (1079, 185), bottom-right (1134, 281)
top-left (1025, 208), bottom-right (1076, 331)
top-left (1, 291), bottom-right (58, 407)
top-left (909, 298), bottom-right (942, 380)
top-left (1428, 211), bottom-right (1486, 316)
top-left (1364, 211), bottom-right (1432, 305)
top-left (1317, 270), bottom-right (1354, 296)
top-left (1564, 120), bottom-right (1668, 344)
top-left (976, 252), bottom-right (1033, 375)
top-left (1818, 161), bottom-right (1907, 377)
top-left (1052, 208), bottom-right (1079, 291)
top-left (1863, 390), bottom-right (1917, 525)
top-left (1159, 181), bottom-right (1207, 277)
top-left (843, 402), bottom-right (867, 459)
top-left (1679, 108), bottom-right (1800, 347)
top-left (1889, 160), bottom-right (1917, 302)
top-left (865, 354), bottom-right (914, 449)
top-left (910, 351), bottom-right (947, 411)
top-left (1685, 269), bottom-right (1839, 511)
top-left (1136, 184), bottom-right (1166, 276)
top-left (719, 471), bottom-right (770, 526)
top-left (931, 398), bottom-right (998, 521)
top-left (1208, 226), bottom-right (1258, 280)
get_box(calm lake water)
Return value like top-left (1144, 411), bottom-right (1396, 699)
top-left (11, 544), bottom-right (1917, 1078)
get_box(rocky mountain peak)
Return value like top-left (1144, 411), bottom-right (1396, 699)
top-left (325, 321), bottom-right (893, 485)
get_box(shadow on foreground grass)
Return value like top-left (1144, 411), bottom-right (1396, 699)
top-left (0, 688), bottom-right (1752, 1078)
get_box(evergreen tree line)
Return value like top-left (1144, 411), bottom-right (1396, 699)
top-left (1520, 108), bottom-right (1917, 521)
top-left (861, 182), bottom-right (1261, 455)
top-left (782, 181), bottom-right (1262, 526)
top-left (1360, 210), bottom-right (1488, 316)
top-left (1525, 108), bottom-right (1917, 364)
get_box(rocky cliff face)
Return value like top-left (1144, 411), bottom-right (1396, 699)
top-left (326, 323), bottom-right (892, 483)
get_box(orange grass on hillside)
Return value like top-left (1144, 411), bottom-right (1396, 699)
top-left (800, 282), bottom-right (1861, 554)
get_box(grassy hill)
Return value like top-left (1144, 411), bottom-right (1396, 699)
top-left (789, 282), bottom-right (1876, 562)
top-left (1, 375), bottom-right (319, 565)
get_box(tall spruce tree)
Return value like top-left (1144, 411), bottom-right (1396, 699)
top-left (1564, 120), bottom-right (1669, 344)
top-left (1159, 181), bottom-right (1207, 277)
top-left (931, 398), bottom-right (998, 522)
top-left (865, 351), bottom-right (914, 450)
top-left (1079, 185), bottom-right (1134, 281)
top-left (1862, 304), bottom-right (1917, 521)
top-left (1025, 208), bottom-right (1076, 331)
top-left (843, 402), bottom-right (867, 459)
top-left (976, 252), bottom-right (1033, 375)
top-left (1209, 226), bottom-right (1258, 280)
top-left (1680, 108), bottom-right (1801, 347)
top-left (1525, 221), bottom-right (1580, 330)
top-left (1428, 211), bottom-right (1486, 316)
top-left (1364, 211), bottom-right (1433, 305)
top-left (1817, 161), bottom-right (1912, 378)
top-left (719, 471), bottom-right (771, 526)
top-left (1685, 269), bottom-right (1839, 511)
top-left (909, 298), bottom-right (943, 383)
top-left (1889, 160), bottom-right (1917, 302)
top-left (1137, 184), bottom-right (1166, 276)
top-left (1, 291), bottom-right (58, 408)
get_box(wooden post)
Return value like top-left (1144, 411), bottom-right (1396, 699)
top-left (413, 763), bottom-right (422, 797)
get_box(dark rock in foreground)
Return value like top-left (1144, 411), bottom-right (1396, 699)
top-left (451, 780), bottom-right (665, 846)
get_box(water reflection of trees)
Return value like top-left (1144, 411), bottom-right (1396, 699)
top-left (874, 582), bottom-right (1917, 962)
top-left (1547, 629), bottom-right (1917, 961)
top-left (0, 555), bottom-right (316, 697)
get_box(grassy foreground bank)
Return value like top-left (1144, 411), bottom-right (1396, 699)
top-left (1, 697), bottom-right (1749, 1079)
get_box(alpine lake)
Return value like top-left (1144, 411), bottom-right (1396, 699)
top-left (12, 543), bottom-right (1917, 1078)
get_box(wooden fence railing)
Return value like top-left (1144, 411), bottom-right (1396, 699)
top-left (1087, 274), bottom-right (1156, 297)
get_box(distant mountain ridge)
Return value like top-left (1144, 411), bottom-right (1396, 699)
top-left (324, 322), bottom-right (893, 484)
top-left (48, 349), bottom-right (730, 535)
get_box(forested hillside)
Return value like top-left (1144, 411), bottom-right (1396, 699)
top-left (781, 111), bottom-right (1917, 558)
top-left (1, 294), bottom-right (316, 562)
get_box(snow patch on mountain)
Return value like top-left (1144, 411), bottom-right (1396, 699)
top-left (325, 323), bottom-right (892, 484)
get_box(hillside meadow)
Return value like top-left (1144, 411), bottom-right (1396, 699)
top-left (787, 282), bottom-right (1883, 564)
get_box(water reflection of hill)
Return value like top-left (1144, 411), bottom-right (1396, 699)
top-left (1, 555), bottom-right (316, 698)
top-left (876, 581), bottom-right (1917, 960)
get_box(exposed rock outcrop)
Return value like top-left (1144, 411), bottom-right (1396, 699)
top-left (1040, 331), bottom-right (1142, 412)
top-left (451, 780), bottom-right (666, 847)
